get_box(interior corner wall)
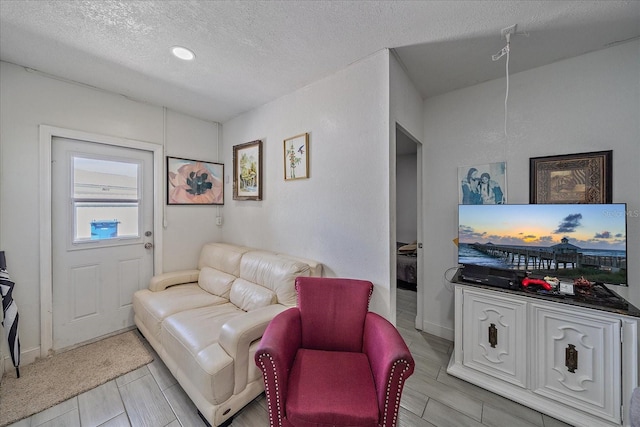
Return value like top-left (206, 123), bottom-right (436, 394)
top-left (221, 50), bottom-right (393, 317)
top-left (390, 52), bottom-right (423, 247)
top-left (0, 61), bottom-right (221, 361)
top-left (389, 50), bottom-right (425, 325)
top-left (421, 40), bottom-right (640, 339)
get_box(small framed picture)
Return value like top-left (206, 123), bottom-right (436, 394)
top-left (284, 133), bottom-right (309, 180)
top-left (458, 162), bottom-right (507, 205)
top-left (233, 140), bottom-right (262, 200)
top-left (167, 156), bottom-right (224, 205)
top-left (529, 150), bottom-right (612, 204)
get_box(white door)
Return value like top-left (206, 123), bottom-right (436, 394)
top-left (51, 137), bottom-right (154, 350)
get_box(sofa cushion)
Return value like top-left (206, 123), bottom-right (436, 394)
top-left (161, 303), bottom-right (243, 404)
top-left (287, 349), bottom-right (378, 427)
top-left (198, 266), bottom-right (235, 298)
top-left (230, 279), bottom-right (276, 311)
top-left (240, 252), bottom-right (310, 307)
top-left (198, 243), bottom-right (249, 276)
top-left (133, 284), bottom-right (227, 344)
top-left (277, 253), bottom-right (323, 277)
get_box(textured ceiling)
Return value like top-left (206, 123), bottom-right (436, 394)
top-left (1, 1), bottom-right (638, 123)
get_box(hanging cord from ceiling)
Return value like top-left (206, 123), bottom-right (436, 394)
top-left (503, 33), bottom-right (510, 137)
top-left (492, 31), bottom-right (512, 137)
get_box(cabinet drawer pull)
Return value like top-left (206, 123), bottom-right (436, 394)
top-left (488, 323), bottom-right (498, 348)
top-left (566, 344), bottom-right (578, 373)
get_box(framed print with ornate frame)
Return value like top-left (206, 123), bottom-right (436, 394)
top-left (529, 150), bottom-right (612, 204)
top-left (233, 140), bottom-right (262, 201)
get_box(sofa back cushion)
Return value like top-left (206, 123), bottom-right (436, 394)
top-left (230, 278), bottom-right (277, 311)
top-left (240, 252), bottom-right (310, 307)
top-left (277, 253), bottom-right (323, 277)
top-left (198, 267), bottom-right (236, 299)
top-left (197, 243), bottom-right (249, 276)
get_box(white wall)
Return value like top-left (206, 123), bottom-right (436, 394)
top-left (389, 51), bottom-right (425, 325)
top-left (421, 41), bottom-right (640, 339)
top-left (390, 51), bottom-right (424, 251)
top-left (0, 61), bottom-right (222, 363)
top-left (221, 51), bottom-right (394, 316)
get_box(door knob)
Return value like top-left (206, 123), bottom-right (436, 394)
top-left (144, 243), bottom-right (153, 249)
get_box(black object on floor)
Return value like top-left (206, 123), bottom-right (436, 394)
top-left (397, 280), bottom-right (416, 292)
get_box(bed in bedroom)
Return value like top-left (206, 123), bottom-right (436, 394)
top-left (397, 242), bottom-right (417, 291)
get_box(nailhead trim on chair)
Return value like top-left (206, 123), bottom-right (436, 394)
top-left (258, 353), bottom-right (283, 427)
top-left (382, 358), bottom-right (411, 427)
top-left (261, 354), bottom-right (411, 427)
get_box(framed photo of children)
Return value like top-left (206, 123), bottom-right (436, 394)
top-left (233, 140), bottom-right (262, 200)
top-left (284, 133), bottom-right (309, 180)
top-left (459, 162), bottom-right (507, 205)
top-left (167, 156), bottom-right (224, 205)
top-left (529, 150), bottom-right (612, 204)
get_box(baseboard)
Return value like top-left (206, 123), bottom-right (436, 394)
top-left (2, 345), bottom-right (41, 375)
top-left (421, 320), bottom-right (454, 341)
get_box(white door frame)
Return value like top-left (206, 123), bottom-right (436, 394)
top-left (392, 123), bottom-right (423, 330)
top-left (39, 125), bottom-right (163, 357)
top-left (415, 141), bottom-right (424, 331)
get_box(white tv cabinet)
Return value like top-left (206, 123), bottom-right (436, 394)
top-left (447, 282), bottom-right (639, 427)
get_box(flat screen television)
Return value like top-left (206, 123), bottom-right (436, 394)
top-left (458, 203), bottom-right (627, 287)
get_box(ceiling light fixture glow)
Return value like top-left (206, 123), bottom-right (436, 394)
top-left (171, 46), bottom-right (195, 61)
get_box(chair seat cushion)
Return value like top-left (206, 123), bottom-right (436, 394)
top-left (287, 349), bottom-right (379, 427)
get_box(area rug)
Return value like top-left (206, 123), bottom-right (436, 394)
top-left (0, 330), bottom-right (153, 426)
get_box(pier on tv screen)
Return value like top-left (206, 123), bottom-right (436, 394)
top-left (458, 203), bottom-right (627, 286)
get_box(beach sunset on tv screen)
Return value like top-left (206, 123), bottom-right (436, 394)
top-left (458, 204), bottom-right (627, 285)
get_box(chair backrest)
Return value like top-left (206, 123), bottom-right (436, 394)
top-left (296, 277), bottom-right (373, 352)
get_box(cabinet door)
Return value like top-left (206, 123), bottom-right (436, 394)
top-left (531, 303), bottom-right (621, 424)
top-left (462, 290), bottom-right (527, 387)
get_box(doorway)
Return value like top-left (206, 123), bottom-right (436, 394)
top-left (39, 126), bottom-right (163, 356)
top-left (395, 125), bottom-right (423, 330)
top-left (51, 137), bottom-right (154, 350)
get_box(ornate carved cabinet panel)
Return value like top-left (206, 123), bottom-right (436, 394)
top-left (462, 290), bottom-right (527, 387)
top-left (531, 303), bottom-right (621, 424)
top-left (448, 283), bottom-right (638, 427)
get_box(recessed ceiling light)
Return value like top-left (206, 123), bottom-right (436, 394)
top-left (171, 46), bottom-right (195, 61)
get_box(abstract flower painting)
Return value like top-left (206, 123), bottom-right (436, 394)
top-left (167, 157), bottom-right (224, 205)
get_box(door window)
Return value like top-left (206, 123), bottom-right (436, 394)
top-left (72, 155), bottom-right (142, 242)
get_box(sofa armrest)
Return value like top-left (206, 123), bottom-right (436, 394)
top-left (148, 269), bottom-right (200, 291)
top-left (219, 304), bottom-right (289, 393)
top-left (363, 312), bottom-right (415, 427)
top-left (255, 308), bottom-right (301, 422)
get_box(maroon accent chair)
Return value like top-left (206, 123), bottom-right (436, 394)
top-left (255, 277), bottom-right (415, 427)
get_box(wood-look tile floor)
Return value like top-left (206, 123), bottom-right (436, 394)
top-left (9, 289), bottom-right (572, 427)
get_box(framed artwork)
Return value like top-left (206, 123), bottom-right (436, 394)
top-left (167, 156), bottom-right (224, 205)
top-left (233, 140), bottom-right (262, 200)
top-left (458, 162), bottom-right (507, 205)
top-left (529, 150), bottom-right (612, 204)
top-left (284, 133), bottom-right (309, 180)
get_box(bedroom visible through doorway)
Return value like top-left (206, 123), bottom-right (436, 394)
top-left (395, 124), bottom-right (422, 330)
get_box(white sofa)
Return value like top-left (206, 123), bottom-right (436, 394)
top-left (133, 242), bottom-right (322, 426)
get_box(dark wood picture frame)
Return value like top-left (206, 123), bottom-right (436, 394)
top-left (233, 140), bottom-right (262, 201)
top-left (166, 156), bottom-right (224, 205)
top-left (529, 150), bottom-right (612, 204)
